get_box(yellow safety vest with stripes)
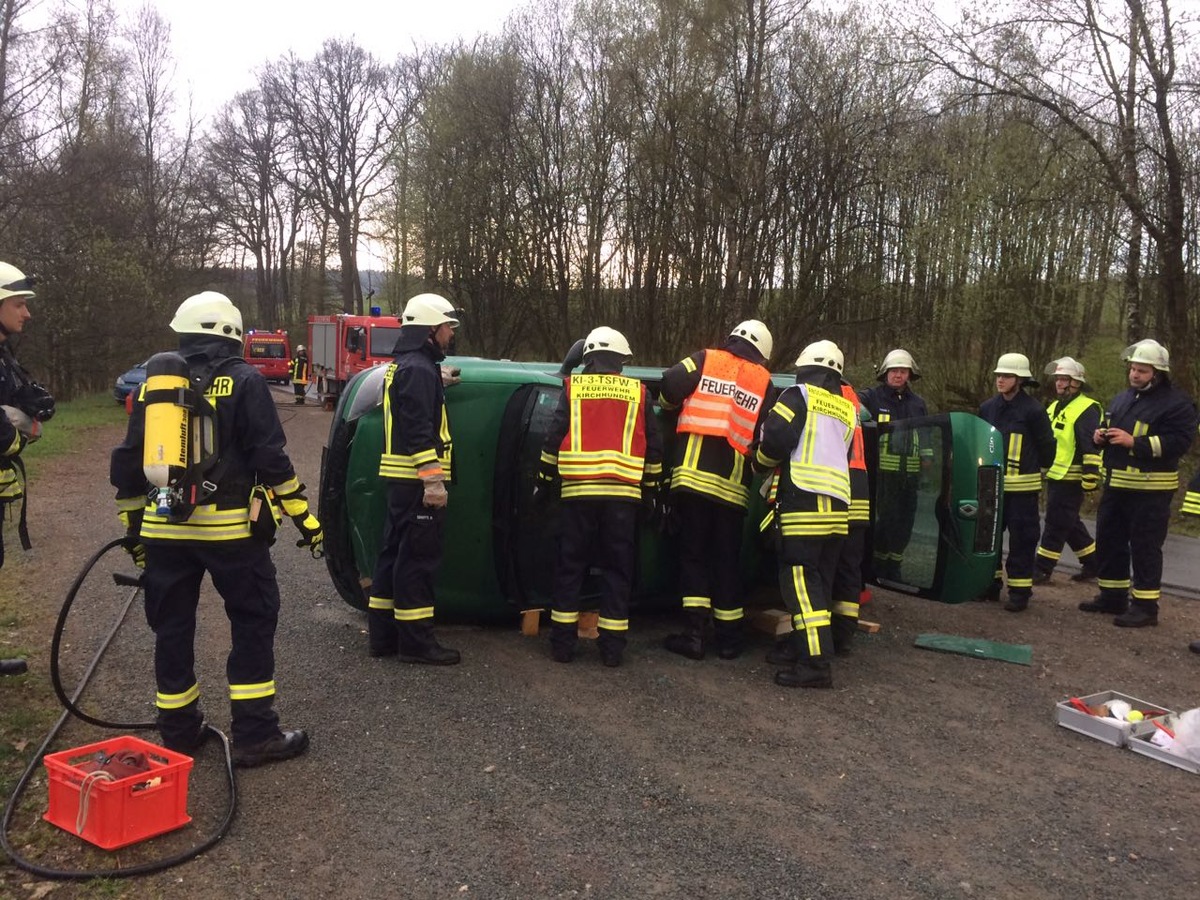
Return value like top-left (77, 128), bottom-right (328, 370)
top-left (1046, 394), bottom-right (1101, 482)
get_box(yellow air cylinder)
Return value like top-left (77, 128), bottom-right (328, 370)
top-left (142, 352), bottom-right (191, 496)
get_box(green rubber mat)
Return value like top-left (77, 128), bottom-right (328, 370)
top-left (914, 632), bottom-right (1033, 666)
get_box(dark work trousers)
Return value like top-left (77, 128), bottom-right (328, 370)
top-left (673, 491), bottom-right (746, 633)
top-left (551, 499), bottom-right (637, 657)
top-left (1095, 488), bottom-right (1172, 605)
top-left (1000, 491), bottom-right (1041, 599)
top-left (872, 471), bottom-right (918, 574)
top-left (831, 525), bottom-right (866, 651)
top-left (1036, 480), bottom-right (1096, 574)
top-left (370, 481), bottom-right (445, 653)
top-left (778, 534), bottom-right (844, 661)
top-left (143, 540), bottom-right (281, 747)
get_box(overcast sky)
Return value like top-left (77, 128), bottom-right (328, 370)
top-left (110, 0), bottom-right (529, 120)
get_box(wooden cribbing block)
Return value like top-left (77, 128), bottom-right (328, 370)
top-left (577, 611), bottom-right (600, 639)
top-left (751, 609), bottom-right (792, 637)
top-left (520, 609), bottom-right (542, 636)
top-left (857, 619), bottom-right (881, 634)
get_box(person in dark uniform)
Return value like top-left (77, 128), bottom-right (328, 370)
top-left (367, 293), bottom-right (462, 664)
top-left (658, 319), bottom-right (775, 661)
top-left (858, 349), bottom-right (928, 582)
top-left (111, 291), bottom-right (319, 767)
top-left (0, 262), bottom-right (53, 677)
top-left (978, 353), bottom-right (1055, 612)
top-left (539, 327), bottom-right (663, 667)
top-left (290, 344), bottom-right (310, 405)
top-left (1080, 340), bottom-right (1197, 627)
top-left (755, 340), bottom-right (855, 689)
top-left (1033, 357), bottom-right (1102, 584)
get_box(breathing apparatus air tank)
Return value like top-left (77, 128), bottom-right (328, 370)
top-left (142, 351), bottom-right (191, 516)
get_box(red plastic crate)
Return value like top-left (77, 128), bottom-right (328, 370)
top-left (43, 735), bottom-right (193, 850)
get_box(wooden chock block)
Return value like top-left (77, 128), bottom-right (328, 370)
top-left (857, 619), bottom-right (881, 634)
top-left (751, 609), bottom-right (793, 637)
top-left (520, 608), bottom-right (542, 637)
top-left (577, 611), bottom-right (600, 640)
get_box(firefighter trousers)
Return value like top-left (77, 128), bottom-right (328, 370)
top-left (673, 492), bottom-right (746, 633)
top-left (1036, 480), bottom-right (1095, 574)
top-left (778, 534), bottom-right (844, 661)
top-left (999, 491), bottom-right (1040, 599)
top-left (550, 498), bottom-right (637, 656)
top-left (1095, 488), bottom-right (1171, 604)
top-left (369, 481), bottom-right (446, 654)
top-left (143, 540), bottom-right (281, 747)
top-left (872, 471), bottom-right (918, 575)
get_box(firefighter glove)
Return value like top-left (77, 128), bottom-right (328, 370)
top-left (292, 513), bottom-right (324, 558)
top-left (419, 463), bottom-right (448, 509)
top-left (441, 365), bottom-right (462, 387)
top-left (119, 508), bottom-right (146, 569)
top-left (275, 482), bottom-right (311, 519)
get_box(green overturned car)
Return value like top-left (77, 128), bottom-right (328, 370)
top-left (317, 357), bottom-right (1004, 621)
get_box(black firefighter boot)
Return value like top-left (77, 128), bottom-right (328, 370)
top-left (550, 622), bottom-right (577, 664)
top-left (1114, 601), bottom-right (1159, 628)
top-left (765, 633), bottom-right (797, 666)
top-left (774, 632), bottom-right (833, 689)
top-left (1069, 557), bottom-right (1099, 583)
top-left (367, 608), bottom-right (399, 657)
top-left (1078, 591), bottom-right (1129, 615)
top-left (713, 617), bottom-right (746, 660)
top-left (831, 615), bottom-right (856, 657)
top-left (663, 608), bottom-right (707, 660)
top-left (398, 621), bottom-right (461, 665)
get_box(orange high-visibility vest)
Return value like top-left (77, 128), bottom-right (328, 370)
top-left (676, 349), bottom-right (770, 454)
top-left (841, 384), bottom-right (865, 471)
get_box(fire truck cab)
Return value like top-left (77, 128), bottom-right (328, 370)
top-left (307, 310), bottom-right (403, 404)
top-left (243, 330), bottom-right (292, 383)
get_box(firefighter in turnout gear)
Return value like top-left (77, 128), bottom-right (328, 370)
top-left (0, 262), bottom-right (53, 678)
top-left (658, 319), bottom-right (775, 661)
top-left (368, 293), bottom-right (462, 664)
top-left (1080, 340), bottom-right (1197, 627)
top-left (755, 340), bottom-right (854, 689)
top-left (978, 353), bottom-right (1055, 612)
top-left (858, 349), bottom-right (929, 581)
top-left (1033, 357), bottom-right (1101, 584)
top-left (290, 344), bottom-right (310, 405)
top-left (539, 327), bottom-right (663, 667)
top-left (110, 291), bottom-right (318, 768)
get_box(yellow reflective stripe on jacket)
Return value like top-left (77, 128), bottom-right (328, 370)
top-left (141, 503), bottom-right (252, 541)
top-left (561, 481), bottom-right (642, 501)
top-left (1182, 491), bottom-right (1200, 515)
top-left (1004, 431), bottom-right (1042, 492)
top-left (1047, 396), bottom-right (1101, 480)
top-left (0, 466), bottom-right (21, 500)
top-left (1106, 469), bottom-right (1180, 491)
top-left (670, 433), bottom-right (751, 507)
top-left (380, 446), bottom-right (441, 480)
top-left (876, 411), bottom-right (922, 473)
top-left (229, 680), bottom-right (276, 702)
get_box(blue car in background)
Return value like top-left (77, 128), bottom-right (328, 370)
top-left (113, 360), bottom-right (148, 403)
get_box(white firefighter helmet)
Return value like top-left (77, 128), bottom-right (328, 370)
top-left (993, 352), bottom-right (1033, 378)
top-left (0, 262), bottom-right (37, 303)
top-left (401, 293), bottom-right (460, 328)
top-left (876, 348), bottom-right (920, 380)
top-left (794, 339), bottom-right (844, 373)
top-left (729, 319), bottom-right (773, 361)
top-left (583, 326), bottom-right (632, 358)
top-left (296, 345), bottom-right (306, 353)
top-left (1044, 356), bottom-right (1087, 384)
top-left (169, 291), bottom-right (244, 344)
top-left (1122, 339), bottom-right (1170, 372)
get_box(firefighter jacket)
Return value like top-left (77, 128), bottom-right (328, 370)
top-left (658, 339), bottom-right (776, 510)
top-left (379, 342), bottom-right (453, 482)
top-left (842, 384), bottom-right (870, 525)
top-left (756, 374), bottom-right (855, 539)
top-left (540, 369), bottom-right (663, 502)
top-left (1183, 428), bottom-right (1200, 515)
top-left (1100, 378), bottom-right (1197, 492)
top-left (0, 343), bottom-right (29, 503)
top-left (1046, 393), bottom-right (1102, 482)
top-left (979, 390), bottom-right (1055, 494)
top-left (857, 383), bottom-right (929, 474)
top-left (110, 336), bottom-right (302, 544)
top-left (290, 353), bottom-right (310, 385)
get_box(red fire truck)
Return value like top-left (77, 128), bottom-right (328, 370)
top-left (243, 329), bottom-right (292, 383)
top-left (308, 312), bottom-right (403, 404)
